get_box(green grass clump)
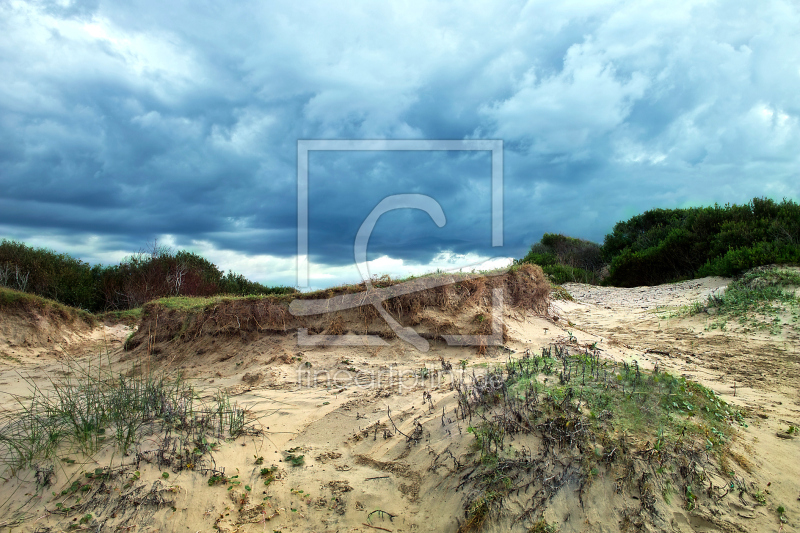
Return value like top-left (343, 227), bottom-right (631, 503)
top-left (655, 301), bottom-right (704, 320)
top-left (154, 295), bottom-right (238, 311)
top-left (504, 347), bottom-right (743, 443)
top-left (0, 360), bottom-right (246, 474)
top-left (456, 345), bottom-right (746, 529)
top-left (703, 268), bottom-right (800, 333)
top-left (100, 307), bottom-right (143, 324)
top-left (528, 519), bottom-right (558, 533)
top-left (0, 287), bottom-right (95, 324)
top-left (550, 285), bottom-right (574, 301)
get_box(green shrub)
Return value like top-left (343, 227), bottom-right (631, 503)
top-left (697, 242), bottom-right (800, 278)
top-left (0, 239), bottom-right (295, 312)
top-left (0, 240), bottom-right (99, 310)
top-left (602, 197), bottom-right (800, 286)
top-left (541, 264), bottom-right (598, 285)
top-left (517, 233), bottom-right (603, 284)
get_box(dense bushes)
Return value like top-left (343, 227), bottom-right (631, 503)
top-left (518, 197), bottom-right (800, 287)
top-left (219, 271), bottom-right (297, 298)
top-left (602, 197), bottom-right (800, 286)
top-left (0, 240), bottom-right (97, 309)
top-left (696, 242), bottom-right (800, 278)
top-left (516, 233), bottom-right (603, 284)
top-left (0, 240), bottom-right (296, 312)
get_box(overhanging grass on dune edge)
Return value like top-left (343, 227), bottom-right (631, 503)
top-left (152, 265), bottom-right (525, 311)
top-left (126, 264), bottom-right (550, 352)
top-left (6, 263), bottom-right (572, 319)
top-left (0, 287), bottom-right (95, 324)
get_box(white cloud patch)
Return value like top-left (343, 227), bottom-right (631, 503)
top-left (209, 109), bottom-right (279, 155)
top-left (158, 235), bottom-right (512, 291)
top-left (481, 53), bottom-right (649, 155)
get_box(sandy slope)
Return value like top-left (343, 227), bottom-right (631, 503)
top-left (0, 274), bottom-right (798, 533)
top-left (557, 276), bottom-right (800, 533)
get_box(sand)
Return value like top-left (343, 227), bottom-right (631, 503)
top-left (0, 273), bottom-right (798, 532)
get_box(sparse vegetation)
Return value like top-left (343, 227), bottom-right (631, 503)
top-left (778, 505), bottom-right (788, 524)
top-left (655, 301), bottom-right (705, 320)
top-left (283, 449), bottom-right (305, 467)
top-left (0, 358), bottom-right (247, 473)
top-left (549, 285), bottom-right (574, 301)
top-left (455, 344), bottom-right (747, 531)
top-left (528, 519), bottom-right (558, 533)
top-left (699, 267), bottom-right (800, 333)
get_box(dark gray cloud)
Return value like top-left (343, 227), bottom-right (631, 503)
top-left (1, 0), bottom-right (799, 287)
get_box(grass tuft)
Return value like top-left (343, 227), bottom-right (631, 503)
top-left (701, 267), bottom-right (800, 334)
top-left (0, 358), bottom-right (247, 475)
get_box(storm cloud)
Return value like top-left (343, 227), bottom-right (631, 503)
top-left (1, 0), bottom-right (798, 287)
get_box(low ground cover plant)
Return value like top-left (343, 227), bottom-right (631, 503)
top-left (700, 267), bottom-right (800, 333)
top-left (454, 343), bottom-right (748, 531)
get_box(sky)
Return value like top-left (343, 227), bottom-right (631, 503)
top-left (1, 0), bottom-right (799, 289)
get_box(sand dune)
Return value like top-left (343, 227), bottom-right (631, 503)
top-left (0, 269), bottom-right (798, 532)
